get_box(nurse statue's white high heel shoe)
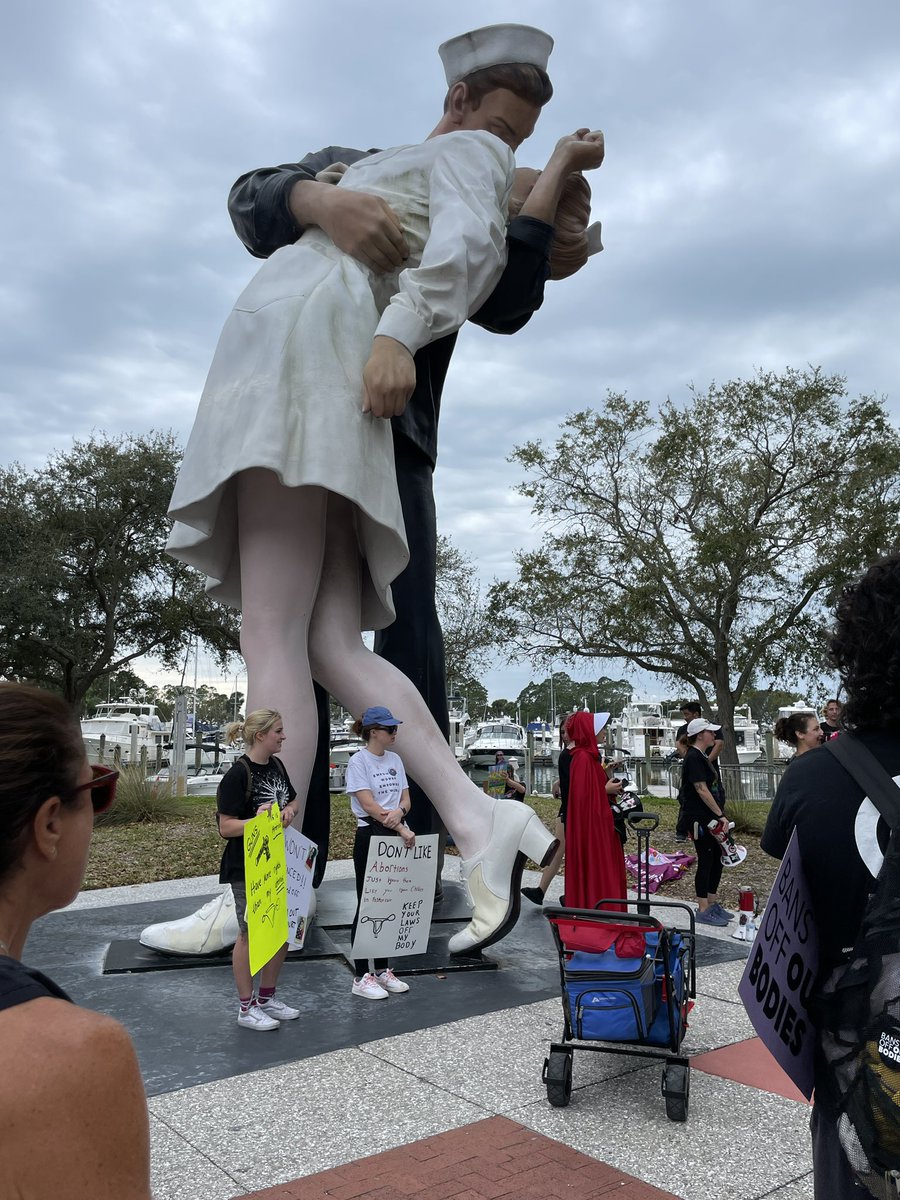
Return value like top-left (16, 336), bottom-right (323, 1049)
top-left (448, 799), bottom-right (558, 955)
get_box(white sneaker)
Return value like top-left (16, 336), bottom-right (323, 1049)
top-left (237, 1003), bottom-right (280, 1030)
top-left (352, 972), bottom-right (389, 1000)
top-left (377, 969), bottom-right (410, 994)
top-left (257, 996), bottom-right (300, 1020)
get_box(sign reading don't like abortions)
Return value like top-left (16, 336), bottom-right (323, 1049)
top-left (351, 833), bottom-right (439, 961)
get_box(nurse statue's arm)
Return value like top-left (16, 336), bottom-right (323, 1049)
top-left (363, 131), bottom-right (514, 418)
top-left (472, 128), bottom-right (605, 334)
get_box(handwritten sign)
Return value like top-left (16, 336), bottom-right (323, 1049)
top-left (284, 827), bottom-right (317, 949)
top-left (243, 803), bottom-right (289, 975)
top-left (483, 769), bottom-right (508, 798)
top-left (351, 833), bottom-right (438, 960)
top-left (738, 829), bottom-right (819, 1098)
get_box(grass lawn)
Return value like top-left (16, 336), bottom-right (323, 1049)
top-left (83, 792), bottom-right (780, 905)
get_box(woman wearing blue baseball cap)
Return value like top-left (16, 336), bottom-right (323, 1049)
top-left (345, 706), bottom-right (415, 998)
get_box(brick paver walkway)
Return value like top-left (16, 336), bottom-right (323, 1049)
top-left (239, 1116), bottom-right (678, 1199)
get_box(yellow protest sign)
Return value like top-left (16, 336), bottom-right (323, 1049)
top-left (243, 802), bottom-right (289, 975)
top-left (484, 768), bottom-right (508, 798)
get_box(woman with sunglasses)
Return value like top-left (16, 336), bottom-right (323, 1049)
top-left (0, 683), bottom-right (151, 1199)
top-left (345, 706), bottom-right (415, 999)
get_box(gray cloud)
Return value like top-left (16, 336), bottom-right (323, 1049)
top-left (2, 0), bottom-right (898, 699)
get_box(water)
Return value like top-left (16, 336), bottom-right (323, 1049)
top-left (465, 763), bottom-right (558, 794)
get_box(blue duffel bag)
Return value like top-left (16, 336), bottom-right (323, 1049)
top-left (565, 943), bottom-right (660, 1042)
top-left (644, 930), bottom-right (687, 1047)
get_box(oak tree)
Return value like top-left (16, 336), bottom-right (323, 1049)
top-left (489, 368), bottom-right (900, 764)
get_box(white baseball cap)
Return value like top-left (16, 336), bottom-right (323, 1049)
top-left (687, 718), bottom-right (721, 736)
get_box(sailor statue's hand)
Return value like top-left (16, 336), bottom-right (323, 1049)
top-left (289, 180), bottom-right (409, 273)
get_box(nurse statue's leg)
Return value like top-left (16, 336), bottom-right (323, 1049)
top-left (235, 469), bottom-right (327, 811)
top-left (139, 472), bottom-right (328, 957)
top-left (308, 496), bottom-right (558, 955)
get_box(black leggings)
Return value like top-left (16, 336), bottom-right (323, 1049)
top-left (693, 829), bottom-right (723, 899)
top-left (351, 821), bottom-right (397, 977)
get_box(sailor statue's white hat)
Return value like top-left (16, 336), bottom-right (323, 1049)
top-left (439, 23), bottom-right (554, 87)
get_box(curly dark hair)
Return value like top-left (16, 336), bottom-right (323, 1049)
top-left (830, 552), bottom-right (900, 731)
top-left (774, 712), bottom-right (818, 747)
top-left (0, 684), bottom-right (84, 882)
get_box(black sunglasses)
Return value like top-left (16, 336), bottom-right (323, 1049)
top-left (71, 764), bottom-right (119, 814)
top-left (373, 725), bottom-right (398, 735)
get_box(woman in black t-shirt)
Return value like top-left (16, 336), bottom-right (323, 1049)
top-left (217, 709), bottom-right (301, 1031)
top-left (679, 719), bottom-right (732, 927)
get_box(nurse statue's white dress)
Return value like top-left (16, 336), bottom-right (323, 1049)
top-left (167, 130), bottom-right (513, 628)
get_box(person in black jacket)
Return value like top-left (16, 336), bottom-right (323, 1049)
top-left (226, 32), bottom-right (603, 858)
top-left (762, 554), bottom-right (900, 1198)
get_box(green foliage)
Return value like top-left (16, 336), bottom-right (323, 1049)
top-left (94, 766), bottom-right (193, 827)
top-left (0, 432), bottom-right (240, 709)
top-left (726, 798), bottom-right (769, 836)
top-left (449, 676), bottom-right (488, 719)
top-left (158, 683), bottom-right (240, 729)
top-left (741, 686), bottom-right (812, 727)
top-left (516, 671), bottom-right (632, 723)
top-left (435, 534), bottom-right (494, 684)
top-left (490, 368), bottom-right (900, 765)
top-left (83, 669), bottom-right (149, 715)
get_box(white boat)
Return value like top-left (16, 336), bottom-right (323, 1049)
top-left (326, 723), bottom-right (364, 792)
top-left (659, 702), bottom-right (762, 765)
top-left (447, 694), bottom-right (470, 762)
top-left (608, 702), bottom-right (672, 759)
top-left (464, 718), bottom-right (527, 766)
top-left (147, 764), bottom-right (230, 795)
top-left (81, 697), bottom-right (169, 765)
top-left (526, 720), bottom-right (557, 764)
top-left (712, 704), bottom-right (762, 764)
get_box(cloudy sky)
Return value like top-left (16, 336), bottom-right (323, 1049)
top-left (2, 0), bottom-right (899, 703)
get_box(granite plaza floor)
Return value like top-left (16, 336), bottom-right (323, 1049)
top-left (33, 863), bottom-right (816, 1200)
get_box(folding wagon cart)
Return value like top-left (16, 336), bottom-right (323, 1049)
top-left (542, 813), bottom-right (697, 1121)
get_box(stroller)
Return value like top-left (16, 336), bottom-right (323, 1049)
top-left (542, 812), bottom-right (697, 1121)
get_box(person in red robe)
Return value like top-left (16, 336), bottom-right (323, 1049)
top-left (564, 711), bottom-right (628, 910)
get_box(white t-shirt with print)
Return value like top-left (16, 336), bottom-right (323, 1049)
top-left (345, 747), bottom-right (409, 826)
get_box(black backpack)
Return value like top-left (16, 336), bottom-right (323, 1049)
top-left (215, 755), bottom-right (288, 837)
top-left (816, 735), bottom-right (900, 1199)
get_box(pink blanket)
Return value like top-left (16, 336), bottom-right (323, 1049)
top-left (625, 847), bottom-right (695, 894)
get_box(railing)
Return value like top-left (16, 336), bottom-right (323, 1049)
top-left (85, 735), bottom-right (219, 775)
top-left (626, 756), bottom-right (789, 803)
